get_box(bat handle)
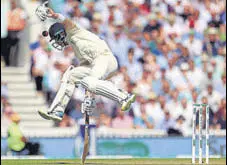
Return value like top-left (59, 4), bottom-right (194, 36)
top-left (85, 112), bottom-right (89, 125)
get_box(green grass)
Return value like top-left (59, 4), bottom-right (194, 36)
top-left (1, 158), bottom-right (226, 165)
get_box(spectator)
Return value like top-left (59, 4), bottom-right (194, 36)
top-left (134, 70), bottom-right (152, 98)
top-left (156, 43), bottom-right (170, 68)
top-left (49, 0), bottom-right (65, 14)
top-left (161, 111), bottom-right (176, 133)
top-left (64, 0), bottom-right (78, 17)
top-left (144, 16), bottom-right (164, 53)
top-left (131, 94), bottom-right (145, 120)
top-left (173, 115), bottom-right (188, 136)
top-left (71, 4), bottom-right (91, 30)
top-left (31, 36), bottom-right (50, 95)
top-left (96, 113), bottom-right (112, 128)
top-left (111, 66), bottom-right (129, 90)
top-left (167, 89), bottom-right (180, 115)
top-left (214, 72), bottom-right (226, 98)
top-left (183, 30), bottom-right (203, 57)
top-left (177, 47), bottom-right (191, 66)
top-left (174, 63), bottom-right (192, 92)
top-left (112, 108), bottom-right (133, 129)
top-left (166, 58), bottom-right (181, 86)
top-left (58, 114), bottom-right (75, 127)
top-left (208, 10), bottom-right (223, 28)
top-left (83, 0), bottom-right (96, 21)
top-left (163, 12), bottom-right (185, 38)
top-left (191, 89), bottom-right (199, 104)
top-left (175, 98), bottom-right (193, 127)
top-left (90, 12), bottom-right (105, 38)
top-left (1, 100), bottom-right (14, 128)
top-left (200, 84), bottom-right (222, 113)
top-left (185, 9), bottom-right (207, 33)
top-left (143, 13), bottom-right (163, 35)
top-left (143, 52), bottom-right (159, 74)
top-left (219, 24), bottom-right (226, 44)
top-left (134, 102), bottom-right (154, 129)
top-left (139, 0), bottom-right (151, 15)
top-left (1, 82), bottom-right (9, 99)
top-left (187, 60), bottom-right (205, 90)
top-left (203, 27), bottom-right (222, 56)
top-left (145, 95), bottom-right (165, 129)
top-left (160, 79), bottom-right (172, 101)
top-left (7, 113), bottom-right (40, 155)
top-left (107, 28), bottom-right (131, 67)
top-left (179, 2), bottom-right (193, 22)
top-left (214, 98), bottom-right (226, 129)
top-left (125, 48), bottom-right (143, 83)
top-left (1, 0), bottom-right (27, 66)
top-left (200, 64), bottom-right (215, 89)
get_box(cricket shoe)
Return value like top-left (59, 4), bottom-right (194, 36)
top-left (38, 109), bottom-right (63, 122)
top-left (121, 94), bottom-right (136, 111)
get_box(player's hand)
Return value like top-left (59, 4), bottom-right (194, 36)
top-left (46, 8), bottom-right (59, 19)
top-left (81, 96), bottom-right (96, 115)
top-left (36, 1), bottom-right (60, 21)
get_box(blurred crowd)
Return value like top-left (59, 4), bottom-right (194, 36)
top-left (2, 0), bottom-right (226, 135)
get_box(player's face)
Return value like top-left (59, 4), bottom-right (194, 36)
top-left (51, 30), bottom-right (67, 51)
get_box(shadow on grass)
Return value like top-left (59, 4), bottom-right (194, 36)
top-left (43, 162), bottom-right (80, 165)
top-left (42, 162), bottom-right (119, 165)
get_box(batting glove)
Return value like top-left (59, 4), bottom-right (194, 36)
top-left (81, 96), bottom-right (96, 116)
top-left (35, 1), bottom-right (49, 22)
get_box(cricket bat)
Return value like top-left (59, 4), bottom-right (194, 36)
top-left (81, 91), bottom-right (91, 165)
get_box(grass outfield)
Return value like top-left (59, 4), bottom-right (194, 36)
top-left (1, 158), bottom-right (226, 165)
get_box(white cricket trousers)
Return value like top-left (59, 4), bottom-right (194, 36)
top-left (48, 53), bottom-right (128, 113)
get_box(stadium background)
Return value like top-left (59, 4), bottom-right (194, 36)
top-left (1, 0), bottom-right (226, 159)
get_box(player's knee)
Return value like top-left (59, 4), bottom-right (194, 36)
top-left (62, 66), bottom-right (88, 85)
top-left (61, 65), bottom-right (75, 84)
top-left (81, 76), bottom-right (98, 93)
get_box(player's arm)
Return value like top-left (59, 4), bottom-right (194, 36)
top-left (35, 2), bottom-right (78, 31)
top-left (47, 8), bottom-right (77, 32)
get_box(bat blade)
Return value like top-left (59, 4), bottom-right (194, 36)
top-left (82, 113), bottom-right (89, 165)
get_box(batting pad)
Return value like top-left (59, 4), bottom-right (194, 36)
top-left (48, 82), bottom-right (75, 113)
top-left (81, 76), bottom-right (128, 104)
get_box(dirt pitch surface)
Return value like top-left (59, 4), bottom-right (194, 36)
top-left (1, 158), bottom-right (226, 165)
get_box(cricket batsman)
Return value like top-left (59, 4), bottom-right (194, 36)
top-left (35, 2), bottom-right (136, 122)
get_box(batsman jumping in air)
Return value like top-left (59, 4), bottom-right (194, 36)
top-left (36, 2), bottom-right (136, 122)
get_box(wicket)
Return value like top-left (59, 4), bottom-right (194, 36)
top-left (192, 104), bottom-right (210, 164)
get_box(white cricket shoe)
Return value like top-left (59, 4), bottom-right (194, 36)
top-left (38, 109), bottom-right (63, 122)
top-left (121, 94), bottom-right (136, 111)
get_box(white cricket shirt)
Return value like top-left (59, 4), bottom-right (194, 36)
top-left (66, 27), bottom-right (111, 64)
